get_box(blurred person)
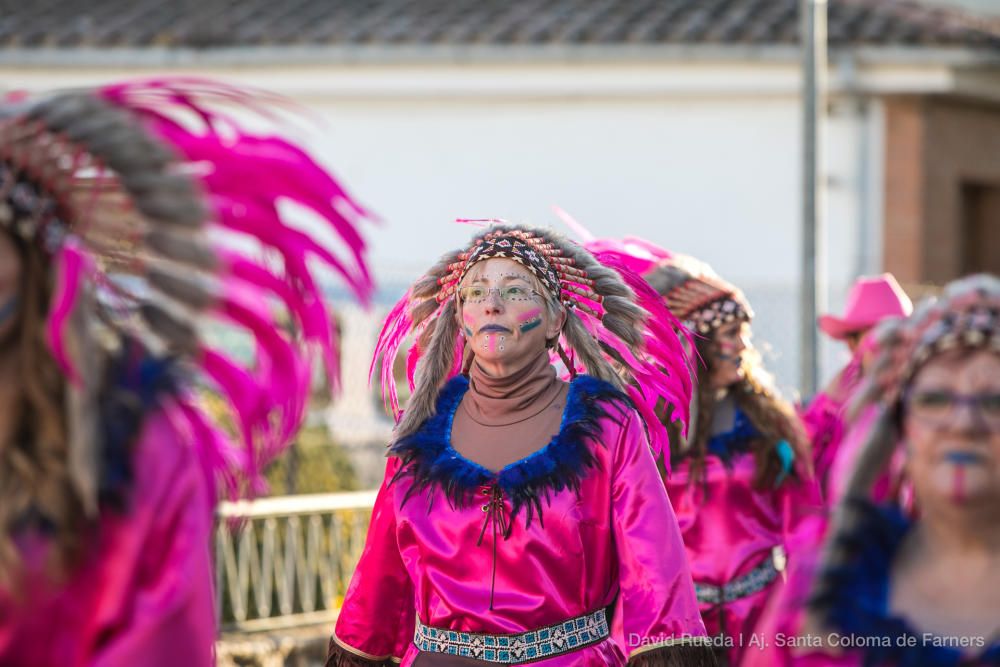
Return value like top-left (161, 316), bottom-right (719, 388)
top-left (804, 274), bottom-right (913, 498)
top-left (0, 79), bottom-right (374, 665)
top-left (746, 274), bottom-right (1000, 667)
top-left (327, 225), bottom-right (716, 666)
top-left (642, 253), bottom-right (819, 666)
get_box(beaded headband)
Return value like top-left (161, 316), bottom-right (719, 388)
top-left (646, 256), bottom-right (754, 335)
top-left (863, 276), bottom-right (1000, 408)
top-left (456, 235), bottom-right (561, 301)
top-left (436, 227), bottom-right (604, 318)
top-left (685, 297), bottom-right (752, 335)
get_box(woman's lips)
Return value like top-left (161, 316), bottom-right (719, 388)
top-left (716, 352), bottom-right (742, 367)
top-left (478, 324), bottom-right (512, 334)
top-left (943, 451), bottom-right (987, 465)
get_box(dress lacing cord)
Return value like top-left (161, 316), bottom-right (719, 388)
top-left (476, 482), bottom-right (512, 611)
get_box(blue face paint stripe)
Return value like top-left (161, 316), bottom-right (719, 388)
top-left (519, 318), bottom-right (542, 333)
top-left (945, 451), bottom-right (984, 464)
top-left (0, 295), bottom-right (19, 325)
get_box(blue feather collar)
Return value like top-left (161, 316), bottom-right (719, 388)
top-left (707, 406), bottom-right (758, 462)
top-left (813, 499), bottom-right (1000, 667)
top-left (389, 374), bottom-right (631, 529)
top-left (99, 338), bottom-right (179, 511)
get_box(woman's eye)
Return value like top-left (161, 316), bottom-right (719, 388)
top-left (506, 286), bottom-right (525, 296)
top-left (980, 393), bottom-right (1000, 415)
top-left (914, 390), bottom-right (952, 407)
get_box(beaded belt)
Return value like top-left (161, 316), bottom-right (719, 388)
top-left (414, 608), bottom-right (609, 664)
top-left (694, 553), bottom-right (781, 606)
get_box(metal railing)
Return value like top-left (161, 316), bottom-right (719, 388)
top-left (215, 491), bottom-right (376, 633)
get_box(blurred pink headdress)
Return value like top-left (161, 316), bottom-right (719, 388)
top-left (0, 78), bottom-right (375, 502)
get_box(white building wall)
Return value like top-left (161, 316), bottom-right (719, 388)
top-left (310, 88), bottom-right (869, 397)
top-left (1, 60), bottom-right (880, 406)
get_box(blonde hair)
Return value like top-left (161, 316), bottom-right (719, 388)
top-left (668, 333), bottom-right (810, 488)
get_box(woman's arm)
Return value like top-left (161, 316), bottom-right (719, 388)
top-left (328, 457), bottom-right (414, 666)
top-left (608, 409), bottom-right (718, 666)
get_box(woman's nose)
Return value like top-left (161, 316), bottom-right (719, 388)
top-left (483, 290), bottom-right (504, 313)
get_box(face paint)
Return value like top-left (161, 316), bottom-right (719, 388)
top-left (498, 335), bottom-right (505, 352)
top-left (0, 295), bottom-right (18, 325)
top-left (952, 464), bottom-right (966, 503)
top-left (518, 308), bottom-right (543, 333)
top-left (945, 451), bottom-right (985, 464)
top-left (943, 451), bottom-right (984, 503)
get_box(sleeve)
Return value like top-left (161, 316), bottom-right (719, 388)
top-left (328, 457), bottom-right (415, 666)
top-left (91, 412), bottom-right (216, 667)
top-left (800, 391), bottom-right (845, 497)
top-left (608, 410), bottom-right (719, 666)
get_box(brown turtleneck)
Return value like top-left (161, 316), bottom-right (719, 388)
top-left (412, 354), bottom-right (569, 666)
top-left (451, 350), bottom-right (569, 473)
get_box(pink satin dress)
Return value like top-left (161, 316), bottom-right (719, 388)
top-left (665, 414), bottom-right (821, 666)
top-left (666, 454), bottom-right (785, 664)
top-left (334, 394), bottom-right (707, 666)
top-left (800, 357), bottom-right (863, 503)
top-left (0, 410), bottom-right (216, 667)
top-left (740, 514), bottom-right (853, 667)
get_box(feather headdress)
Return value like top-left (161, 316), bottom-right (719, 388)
top-left (0, 78), bottom-right (375, 502)
top-left (370, 223), bottom-right (694, 464)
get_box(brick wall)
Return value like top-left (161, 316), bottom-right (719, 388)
top-left (883, 95), bottom-right (1000, 287)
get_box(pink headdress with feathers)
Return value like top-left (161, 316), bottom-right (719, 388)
top-left (0, 78), bottom-right (374, 501)
top-left (371, 223), bottom-right (694, 465)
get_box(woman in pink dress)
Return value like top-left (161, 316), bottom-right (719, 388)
top-left (327, 224), bottom-right (715, 666)
top-left (641, 255), bottom-right (819, 666)
top-left (748, 274), bottom-right (1000, 667)
top-left (803, 274), bottom-right (912, 499)
top-left (0, 80), bottom-right (374, 666)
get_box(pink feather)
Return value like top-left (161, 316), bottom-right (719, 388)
top-left (94, 78), bottom-right (375, 495)
top-left (222, 250), bottom-right (340, 393)
top-left (170, 397), bottom-right (241, 504)
top-left (621, 236), bottom-right (674, 262)
top-left (405, 341), bottom-right (422, 392)
top-left (557, 249), bottom-right (697, 469)
top-left (45, 239), bottom-right (91, 386)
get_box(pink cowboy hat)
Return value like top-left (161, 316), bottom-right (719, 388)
top-left (818, 273), bottom-right (913, 340)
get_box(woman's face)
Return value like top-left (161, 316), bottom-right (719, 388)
top-left (708, 319), bottom-right (751, 389)
top-left (903, 349), bottom-right (1000, 510)
top-left (455, 257), bottom-right (564, 374)
top-left (843, 327), bottom-right (871, 354)
top-left (0, 231), bottom-right (22, 344)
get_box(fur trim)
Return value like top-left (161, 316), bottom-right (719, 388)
top-left (98, 338), bottom-right (178, 511)
top-left (704, 407), bottom-right (757, 464)
top-left (389, 374), bottom-right (630, 529)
